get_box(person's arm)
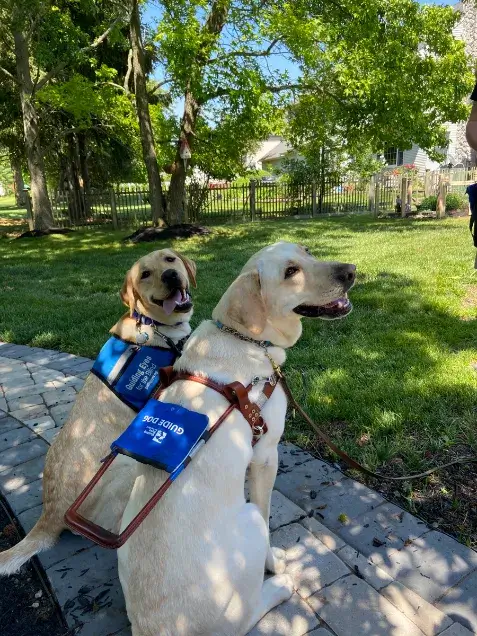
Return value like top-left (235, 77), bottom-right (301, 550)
top-left (466, 83), bottom-right (477, 152)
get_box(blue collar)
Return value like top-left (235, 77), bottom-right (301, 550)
top-left (132, 310), bottom-right (184, 328)
top-left (214, 320), bottom-right (273, 349)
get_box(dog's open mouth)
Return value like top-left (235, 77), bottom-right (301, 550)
top-left (153, 290), bottom-right (193, 315)
top-left (293, 296), bottom-right (352, 319)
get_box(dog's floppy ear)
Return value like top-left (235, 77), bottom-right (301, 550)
top-left (120, 269), bottom-right (137, 316)
top-left (172, 251), bottom-right (197, 288)
top-left (215, 269), bottom-right (266, 336)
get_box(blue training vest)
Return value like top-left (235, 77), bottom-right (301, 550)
top-left (91, 335), bottom-right (177, 411)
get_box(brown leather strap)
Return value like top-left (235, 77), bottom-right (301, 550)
top-left (279, 374), bottom-right (477, 481)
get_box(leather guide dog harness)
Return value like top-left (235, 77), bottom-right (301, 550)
top-left (64, 365), bottom-right (278, 549)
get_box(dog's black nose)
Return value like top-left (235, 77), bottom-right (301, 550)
top-left (335, 263), bottom-right (356, 288)
top-left (161, 269), bottom-right (182, 289)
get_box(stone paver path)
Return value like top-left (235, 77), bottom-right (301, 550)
top-left (0, 341), bottom-right (476, 636)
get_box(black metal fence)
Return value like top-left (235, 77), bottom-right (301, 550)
top-left (50, 178), bottom-right (376, 229)
top-left (50, 169), bottom-right (462, 230)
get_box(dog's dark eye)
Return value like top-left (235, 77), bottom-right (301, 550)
top-left (141, 270), bottom-right (151, 280)
top-left (285, 265), bottom-right (300, 279)
top-left (165, 256), bottom-right (176, 263)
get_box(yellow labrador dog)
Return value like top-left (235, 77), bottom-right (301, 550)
top-left (0, 248), bottom-right (196, 575)
top-left (118, 242), bottom-right (355, 636)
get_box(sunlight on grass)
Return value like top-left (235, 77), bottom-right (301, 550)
top-left (0, 214), bottom-right (475, 482)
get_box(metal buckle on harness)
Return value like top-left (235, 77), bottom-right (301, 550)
top-left (252, 421), bottom-right (265, 438)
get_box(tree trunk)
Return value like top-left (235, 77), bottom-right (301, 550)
top-left (130, 0), bottom-right (165, 226)
top-left (77, 132), bottom-right (91, 216)
top-left (13, 29), bottom-right (55, 230)
top-left (65, 134), bottom-right (86, 224)
top-left (168, 90), bottom-right (200, 223)
top-left (10, 154), bottom-right (25, 206)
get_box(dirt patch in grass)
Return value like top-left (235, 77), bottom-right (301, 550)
top-left (0, 497), bottom-right (67, 636)
top-left (462, 285), bottom-right (477, 309)
top-left (305, 437), bottom-right (477, 548)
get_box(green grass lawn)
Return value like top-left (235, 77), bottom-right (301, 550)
top-left (1, 214), bottom-right (476, 539)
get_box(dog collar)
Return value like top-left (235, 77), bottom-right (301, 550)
top-left (213, 321), bottom-right (283, 378)
top-left (132, 310), bottom-right (184, 328)
top-left (214, 321), bottom-right (273, 349)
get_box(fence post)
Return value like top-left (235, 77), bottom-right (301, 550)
top-left (424, 171), bottom-right (431, 197)
top-left (407, 179), bottom-right (413, 215)
top-left (250, 180), bottom-right (256, 222)
top-left (24, 192), bottom-right (34, 230)
top-left (400, 177), bottom-right (407, 217)
top-left (312, 183), bottom-right (317, 217)
top-left (374, 180), bottom-right (380, 217)
top-left (368, 176), bottom-right (375, 212)
top-left (436, 175), bottom-right (446, 219)
top-left (110, 188), bottom-right (118, 229)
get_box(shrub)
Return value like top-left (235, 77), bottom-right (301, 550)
top-left (418, 193), bottom-right (467, 212)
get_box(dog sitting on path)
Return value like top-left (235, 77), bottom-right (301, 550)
top-left (118, 242), bottom-right (355, 636)
top-left (0, 248), bottom-right (196, 575)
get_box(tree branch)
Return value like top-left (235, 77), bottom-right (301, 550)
top-left (208, 38), bottom-right (282, 64)
top-left (148, 78), bottom-right (171, 96)
top-left (0, 65), bottom-right (17, 84)
top-left (35, 16), bottom-right (123, 92)
top-left (124, 48), bottom-right (133, 93)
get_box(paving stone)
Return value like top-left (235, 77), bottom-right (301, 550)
top-left (248, 591), bottom-right (319, 635)
top-left (278, 442), bottom-right (315, 463)
top-left (10, 403), bottom-right (50, 422)
top-left (76, 371), bottom-right (90, 380)
top-left (39, 531), bottom-right (94, 570)
top-left (62, 360), bottom-right (93, 374)
top-left (18, 504), bottom-right (42, 533)
top-left (7, 393), bottom-right (44, 411)
top-left (24, 415), bottom-right (56, 434)
top-left (57, 375), bottom-right (85, 390)
top-left (271, 523), bottom-right (349, 599)
top-left (0, 398), bottom-right (7, 412)
top-left (47, 357), bottom-right (82, 371)
top-left (0, 415), bottom-right (23, 434)
top-left (0, 454), bottom-right (45, 492)
top-left (50, 402), bottom-right (74, 426)
top-left (337, 502), bottom-right (429, 558)
top-left (31, 370), bottom-right (65, 383)
top-left (0, 345), bottom-right (32, 358)
top-left (108, 629), bottom-right (131, 636)
top-left (2, 383), bottom-right (40, 399)
top-left (300, 516), bottom-right (346, 552)
top-left (381, 581), bottom-right (453, 635)
top-left (308, 574), bottom-right (427, 636)
top-left (336, 545), bottom-right (394, 591)
top-left (306, 629), bottom-right (334, 636)
top-left (40, 427), bottom-right (61, 444)
top-left (437, 569), bottom-right (477, 634)
top-left (62, 579), bottom-right (129, 635)
top-left (42, 386), bottom-right (77, 407)
top-left (0, 438), bottom-right (48, 471)
top-left (19, 353), bottom-right (63, 365)
top-left (0, 425), bottom-right (35, 450)
top-left (48, 546), bottom-right (120, 608)
top-left (0, 373), bottom-right (33, 388)
top-left (7, 478), bottom-right (43, 515)
top-left (0, 355), bottom-right (26, 367)
top-left (438, 624), bottom-right (475, 636)
top-left (274, 459), bottom-right (345, 512)
top-left (269, 490), bottom-right (307, 531)
top-left (306, 478), bottom-right (385, 531)
top-left (371, 532), bottom-right (477, 604)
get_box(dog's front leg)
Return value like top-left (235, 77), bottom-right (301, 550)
top-left (248, 446), bottom-right (286, 574)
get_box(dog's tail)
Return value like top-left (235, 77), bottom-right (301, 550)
top-left (0, 513), bottom-right (62, 576)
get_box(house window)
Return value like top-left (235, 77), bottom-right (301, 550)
top-left (384, 147), bottom-right (403, 166)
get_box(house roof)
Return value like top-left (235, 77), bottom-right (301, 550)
top-left (262, 141), bottom-right (293, 161)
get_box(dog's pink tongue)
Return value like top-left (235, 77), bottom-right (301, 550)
top-left (163, 290), bottom-right (183, 315)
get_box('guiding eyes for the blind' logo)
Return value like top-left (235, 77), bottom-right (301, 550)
top-left (152, 430), bottom-right (167, 444)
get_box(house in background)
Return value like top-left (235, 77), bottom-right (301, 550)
top-left (246, 136), bottom-right (297, 171)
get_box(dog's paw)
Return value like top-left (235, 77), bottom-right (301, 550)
top-left (271, 573), bottom-right (294, 600)
top-left (266, 547), bottom-right (287, 574)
